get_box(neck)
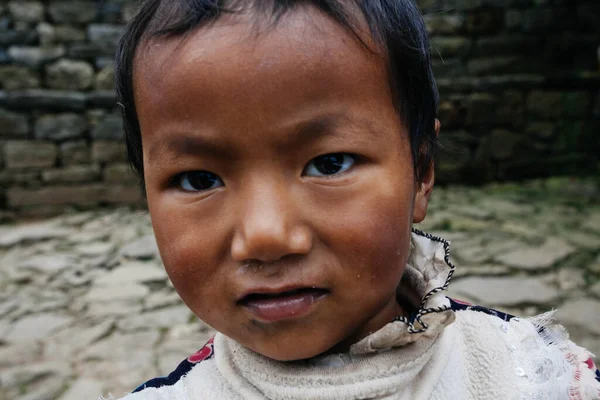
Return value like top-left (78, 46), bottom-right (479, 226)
top-left (322, 295), bottom-right (404, 355)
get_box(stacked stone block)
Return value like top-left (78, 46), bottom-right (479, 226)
top-left (0, 0), bottom-right (598, 217)
top-left (0, 0), bottom-right (141, 217)
top-left (423, 0), bottom-right (600, 183)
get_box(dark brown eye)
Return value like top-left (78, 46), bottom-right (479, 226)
top-left (179, 171), bottom-right (223, 191)
top-left (304, 153), bottom-right (355, 177)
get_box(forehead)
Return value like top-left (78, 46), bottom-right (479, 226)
top-left (133, 6), bottom-right (395, 148)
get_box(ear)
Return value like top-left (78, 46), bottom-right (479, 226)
top-left (413, 119), bottom-right (440, 223)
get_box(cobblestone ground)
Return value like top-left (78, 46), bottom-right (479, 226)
top-left (0, 178), bottom-right (599, 400)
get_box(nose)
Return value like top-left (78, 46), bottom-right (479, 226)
top-left (230, 182), bottom-right (312, 263)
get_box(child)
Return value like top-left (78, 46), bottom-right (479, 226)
top-left (112, 0), bottom-right (600, 398)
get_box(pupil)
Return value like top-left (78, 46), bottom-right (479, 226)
top-left (189, 172), bottom-right (216, 189)
top-left (316, 154), bottom-right (343, 175)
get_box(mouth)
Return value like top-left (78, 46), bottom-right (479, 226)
top-left (238, 287), bottom-right (329, 322)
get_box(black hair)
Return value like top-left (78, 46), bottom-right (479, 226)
top-left (115, 0), bottom-right (439, 189)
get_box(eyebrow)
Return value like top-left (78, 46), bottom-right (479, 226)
top-left (148, 134), bottom-right (235, 162)
top-left (147, 113), bottom-right (381, 161)
top-left (281, 113), bottom-right (382, 152)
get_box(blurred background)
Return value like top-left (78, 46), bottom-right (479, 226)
top-left (0, 1), bottom-right (598, 399)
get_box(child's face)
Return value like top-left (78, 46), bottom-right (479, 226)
top-left (134, 7), bottom-right (433, 361)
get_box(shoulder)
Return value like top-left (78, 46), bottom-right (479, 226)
top-left (448, 297), bottom-right (600, 399)
top-left (116, 337), bottom-right (216, 399)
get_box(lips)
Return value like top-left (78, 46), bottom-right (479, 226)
top-left (239, 287), bottom-right (329, 322)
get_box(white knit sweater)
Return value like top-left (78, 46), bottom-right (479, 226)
top-left (116, 231), bottom-right (600, 400)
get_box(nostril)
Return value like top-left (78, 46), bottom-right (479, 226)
top-left (230, 227), bottom-right (312, 263)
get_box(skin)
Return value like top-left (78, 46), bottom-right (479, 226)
top-left (134, 6), bottom-right (438, 361)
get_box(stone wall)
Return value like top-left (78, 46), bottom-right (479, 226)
top-left (425, 0), bottom-right (600, 184)
top-left (0, 0), bottom-right (141, 218)
top-left (0, 0), bottom-right (598, 217)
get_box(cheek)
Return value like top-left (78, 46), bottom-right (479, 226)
top-left (354, 213), bottom-right (411, 282)
top-left (148, 197), bottom-right (228, 307)
top-left (318, 183), bottom-right (414, 280)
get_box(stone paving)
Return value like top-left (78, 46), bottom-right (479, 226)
top-left (0, 177), bottom-right (599, 400)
